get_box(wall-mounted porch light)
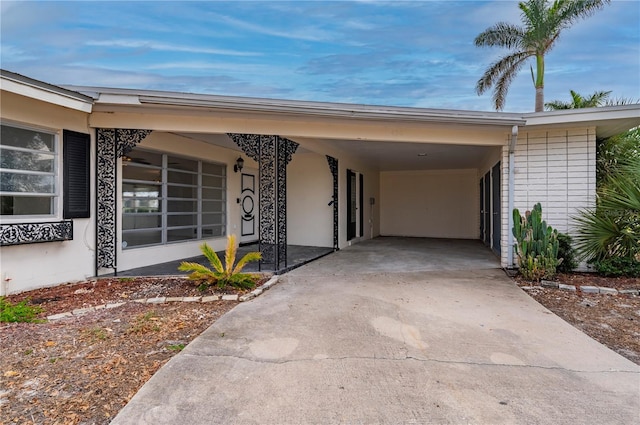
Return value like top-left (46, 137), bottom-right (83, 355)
top-left (234, 156), bottom-right (244, 173)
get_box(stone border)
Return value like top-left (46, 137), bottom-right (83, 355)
top-left (47, 275), bottom-right (279, 321)
top-left (520, 279), bottom-right (640, 296)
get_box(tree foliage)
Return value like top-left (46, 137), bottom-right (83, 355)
top-left (474, 0), bottom-right (610, 112)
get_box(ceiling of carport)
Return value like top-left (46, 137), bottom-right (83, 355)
top-left (173, 131), bottom-right (499, 172)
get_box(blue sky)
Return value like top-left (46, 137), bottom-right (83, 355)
top-left (1, 0), bottom-right (639, 112)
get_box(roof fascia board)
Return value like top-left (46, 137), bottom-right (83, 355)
top-left (123, 94), bottom-right (526, 127)
top-left (524, 105), bottom-right (640, 127)
top-left (1, 70), bottom-right (93, 113)
top-left (68, 84), bottom-right (524, 127)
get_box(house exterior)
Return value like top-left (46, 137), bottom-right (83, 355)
top-left (1, 69), bottom-right (639, 295)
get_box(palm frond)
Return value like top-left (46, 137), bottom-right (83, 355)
top-left (178, 262), bottom-right (216, 281)
top-left (476, 50), bottom-right (531, 97)
top-left (232, 251), bottom-right (262, 275)
top-left (200, 243), bottom-right (224, 274)
top-left (556, 0), bottom-right (611, 28)
top-left (573, 208), bottom-right (620, 261)
top-left (489, 53), bottom-right (531, 111)
top-left (224, 234), bottom-right (238, 275)
top-left (474, 22), bottom-right (525, 48)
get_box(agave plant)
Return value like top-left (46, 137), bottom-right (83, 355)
top-left (178, 234), bottom-right (262, 289)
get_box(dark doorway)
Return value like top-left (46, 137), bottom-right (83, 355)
top-left (347, 169), bottom-right (357, 240)
top-left (479, 178), bottom-right (485, 242)
top-left (483, 171), bottom-right (491, 246)
top-left (492, 162), bottom-right (501, 254)
top-left (359, 173), bottom-right (364, 237)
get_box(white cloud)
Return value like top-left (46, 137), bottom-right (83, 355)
top-left (85, 39), bottom-right (261, 57)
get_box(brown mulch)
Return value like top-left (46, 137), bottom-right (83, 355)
top-left (515, 273), bottom-right (640, 365)
top-left (0, 276), bottom-right (265, 425)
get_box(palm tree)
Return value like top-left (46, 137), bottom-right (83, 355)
top-left (474, 0), bottom-right (610, 112)
top-left (545, 89), bottom-right (611, 110)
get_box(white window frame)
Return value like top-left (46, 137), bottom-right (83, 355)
top-left (0, 120), bottom-right (61, 222)
top-left (121, 148), bottom-right (227, 249)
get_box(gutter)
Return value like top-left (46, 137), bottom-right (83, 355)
top-left (507, 125), bottom-right (518, 268)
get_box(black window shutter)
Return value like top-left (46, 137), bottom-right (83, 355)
top-left (63, 130), bottom-right (91, 219)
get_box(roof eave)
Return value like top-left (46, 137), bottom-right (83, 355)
top-left (1, 69), bottom-right (94, 113)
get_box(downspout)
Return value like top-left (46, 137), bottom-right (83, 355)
top-left (507, 125), bottom-right (518, 268)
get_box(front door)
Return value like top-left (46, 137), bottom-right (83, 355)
top-left (240, 171), bottom-right (258, 244)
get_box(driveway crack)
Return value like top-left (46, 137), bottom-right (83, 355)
top-left (180, 353), bottom-right (639, 374)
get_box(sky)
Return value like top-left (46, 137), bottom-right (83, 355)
top-left (1, 0), bottom-right (639, 112)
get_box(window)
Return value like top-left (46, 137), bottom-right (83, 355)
top-left (0, 124), bottom-right (57, 217)
top-left (122, 148), bottom-right (226, 248)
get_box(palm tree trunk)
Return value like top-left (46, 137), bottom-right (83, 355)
top-left (535, 86), bottom-right (544, 112)
top-left (534, 54), bottom-right (545, 112)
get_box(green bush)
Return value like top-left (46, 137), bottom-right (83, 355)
top-left (592, 257), bottom-right (640, 277)
top-left (557, 233), bottom-right (578, 273)
top-left (0, 297), bottom-right (44, 323)
top-left (512, 203), bottom-right (560, 281)
top-left (178, 234), bottom-right (262, 290)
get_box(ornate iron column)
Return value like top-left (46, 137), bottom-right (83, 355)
top-left (228, 133), bottom-right (298, 271)
top-left (326, 155), bottom-right (339, 251)
top-left (96, 128), bottom-right (151, 274)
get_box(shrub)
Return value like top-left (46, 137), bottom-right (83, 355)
top-left (178, 234), bottom-right (262, 290)
top-left (0, 297), bottom-right (43, 323)
top-left (556, 233), bottom-right (578, 273)
top-left (574, 153), bottom-right (639, 275)
top-left (512, 203), bottom-right (560, 281)
top-left (591, 257), bottom-right (640, 277)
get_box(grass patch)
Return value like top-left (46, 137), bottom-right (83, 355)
top-left (0, 297), bottom-right (44, 323)
top-left (167, 343), bottom-right (186, 352)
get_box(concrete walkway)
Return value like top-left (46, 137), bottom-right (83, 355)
top-left (112, 238), bottom-right (640, 425)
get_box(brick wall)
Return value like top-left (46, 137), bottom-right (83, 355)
top-left (501, 127), bottom-right (597, 267)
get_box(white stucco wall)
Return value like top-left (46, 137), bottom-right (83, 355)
top-left (379, 169), bottom-right (478, 239)
top-left (1, 91), bottom-right (94, 294)
top-left (114, 131), bottom-right (258, 273)
top-left (291, 138), bottom-right (381, 248)
top-left (501, 127), bottom-right (597, 268)
top-left (287, 152), bottom-right (334, 247)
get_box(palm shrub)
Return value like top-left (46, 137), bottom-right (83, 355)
top-left (178, 234), bottom-right (262, 290)
top-left (574, 153), bottom-right (640, 273)
top-left (512, 203), bottom-right (561, 280)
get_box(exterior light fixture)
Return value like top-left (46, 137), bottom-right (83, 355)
top-left (234, 156), bottom-right (244, 173)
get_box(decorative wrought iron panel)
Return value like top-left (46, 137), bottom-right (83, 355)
top-left (229, 133), bottom-right (298, 270)
top-left (326, 155), bottom-right (339, 250)
top-left (96, 128), bottom-right (151, 271)
top-left (0, 221), bottom-right (73, 246)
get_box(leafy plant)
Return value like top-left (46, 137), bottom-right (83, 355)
top-left (574, 154), bottom-right (640, 264)
top-left (556, 233), bottom-right (577, 273)
top-left (512, 203), bottom-right (561, 281)
top-left (591, 256), bottom-right (640, 277)
top-left (178, 234), bottom-right (262, 290)
top-left (0, 297), bottom-right (44, 323)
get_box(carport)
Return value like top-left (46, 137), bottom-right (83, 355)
top-left (83, 89), bottom-right (524, 276)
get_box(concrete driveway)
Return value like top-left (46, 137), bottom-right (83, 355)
top-left (112, 238), bottom-right (640, 424)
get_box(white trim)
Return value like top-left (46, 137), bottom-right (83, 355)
top-left (1, 74), bottom-right (93, 113)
